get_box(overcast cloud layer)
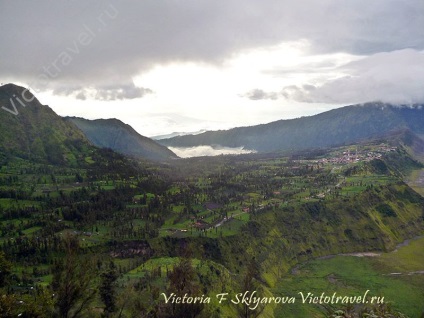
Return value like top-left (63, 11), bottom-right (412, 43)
top-left (1, 1), bottom-right (424, 135)
top-left (2, 1), bottom-right (423, 91)
top-left (248, 49), bottom-right (424, 105)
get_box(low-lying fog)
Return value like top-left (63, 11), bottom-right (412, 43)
top-left (169, 145), bottom-right (256, 158)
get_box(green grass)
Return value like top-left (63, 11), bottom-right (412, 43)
top-left (159, 213), bottom-right (249, 238)
top-left (407, 168), bottom-right (424, 196)
top-left (99, 185), bottom-right (115, 190)
top-left (22, 226), bottom-right (42, 235)
top-left (172, 205), bottom-right (185, 213)
top-left (84, 156), bottom-right (95, 164)
top-left (127, 257), bottom-right (180, 277)
top-left (0, 198), bottom-right (41, 209)
top-left (274, 237), bottom-right (424, 318)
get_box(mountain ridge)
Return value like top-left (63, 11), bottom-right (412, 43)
top-left (0, 83), bottom-right (93, 166)
top-left (0, 83), bottom-right (177, 163)
top-left (65, 116), bottom-right (178, 161)
top-left (159, 102), bottom-right (424, 153)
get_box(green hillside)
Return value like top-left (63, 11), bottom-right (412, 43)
top-left (160, 102), bottom-right (424, 153)
top-left (66, 117), bottom-right (178, 161)
top-left (0, 84), bottom-right (92, 166)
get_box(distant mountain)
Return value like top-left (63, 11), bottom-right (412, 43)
top-left (151, 129), bottom-right (208, 140)
top-left (0, 83), bottom-right (92, 165)
top-left (66, 117), bottom-right (178, 161)
top-left (159, 103), bottom-right (424, 153)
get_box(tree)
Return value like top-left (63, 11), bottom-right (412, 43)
top-left (158, 257), bottom-right (204, 318)
top-left (0, 287), bottom-right (54, 317)
top-left (115, 285), bottom-right (139, 318)
top-left (0, 251), bottom-right (12, 289)
top-left (237, 258), bottom-right (265, 318)
top-left (51, 235), bottom-right (97, 318)
top-left (100, 261), bottom-right (119, 316)
top-left (0, 294), bottom-right (18, 317)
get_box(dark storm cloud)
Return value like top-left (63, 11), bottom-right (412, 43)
top-left (1, 0), bottom-right (423, 94)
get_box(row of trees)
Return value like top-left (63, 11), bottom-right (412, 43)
top-left (1, 235), bottom-right (120, 318)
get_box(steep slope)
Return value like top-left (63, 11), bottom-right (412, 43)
top-left (0, 83), bottom-right (92, 165)
top-left (389, 129), bottom-right (424, 161)
top-left (160, 102), bottom-right (424, 152)
top-left (66, 117), bottom-right (178, 161)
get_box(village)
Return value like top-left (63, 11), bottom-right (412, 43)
top-left (316, 143), bottom-right (397, 165)
top-left (155, 143), bottom-right (400, 238)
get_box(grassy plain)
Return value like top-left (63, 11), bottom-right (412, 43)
top-left (274, 237), bottom-right (424, 318)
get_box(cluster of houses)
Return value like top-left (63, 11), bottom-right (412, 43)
top-left (317, 144), bottom-right (397, 165)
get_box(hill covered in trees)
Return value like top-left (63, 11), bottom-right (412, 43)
top-left (0, 84), bottom-right (93, 166)
top-left (66, 117), bottom-right (178, 161)
top-left (160, 102), bottom-right (424, 153)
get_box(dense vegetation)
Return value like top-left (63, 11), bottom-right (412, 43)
top-left (160, 102), bottom-right (424, 152)
top-left (0, 84), bottom-right (92, 166)
top-left (1, 84), bottom-right (423, 317)
top-left (66, 117), bottom-right (178, 161)
top-left (1, 136), bottom-right (423, 317)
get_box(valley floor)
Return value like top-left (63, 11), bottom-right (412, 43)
top-left (1, 140), bottom-right (424, 317)
top-left (275, 236), bottom-right (424, 318)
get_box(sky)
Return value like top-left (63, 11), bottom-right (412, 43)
top-left (1, 0), bottom-right (424, 138)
